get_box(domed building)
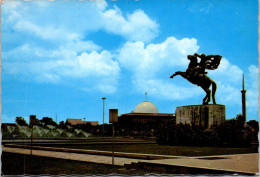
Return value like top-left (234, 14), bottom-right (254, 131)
top-left (133, 101), bottom-right (159, 113)
top-left (117, 95), bottom-right (175, 132)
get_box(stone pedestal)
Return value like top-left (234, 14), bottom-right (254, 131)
top-left (175, 104), bottom-right (225, 128)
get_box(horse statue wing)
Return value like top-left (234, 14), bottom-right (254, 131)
top-left (203, 55), bottom-right (222, 70)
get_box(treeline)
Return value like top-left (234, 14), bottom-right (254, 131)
top-left (15, 116), bottom-right (95, 131)
top-left (15, 116), bottom-right (58, 127)
top-left (157, 115), bottom-right (258, 147)
top-left (11, 116), bottom-right (120, 137)
top-left (12, 116), bottom-right (159, 137)
top-left (3, 116), bottom-right (98, 138)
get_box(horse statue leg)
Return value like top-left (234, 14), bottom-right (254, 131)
top-left (170, 71), bottom-right (182, 78)
top-left (202, 87), bottom-right (211, 105)
top-left (211, 81), bottom-right (217, 104)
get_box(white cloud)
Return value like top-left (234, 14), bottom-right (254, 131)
top-left (117, 36), bottom-right (200, 100)
top-left (4, 0), bottom-right (158, 44)
top-left (101, 7), bottom-right (159, 42)
top-left (62, 40), bottom-right (101, 53)
top-left (5, 49), bottom-right (120, 93)
top-left (33, 50), bottom-right (120, 86)
top-left (134, 79), bottom-right (202, 100)
top-left (215, 82), bottom-right (241, 104)
top-left (96, 0), bottom-right (108, 10)
top-left (69, 51), bottom-right (119, 78)
top-left (116, 36), bottom-right (256, 107)
top-left (118, 37), bottom-right (199, 79)
top-left (3, 0), bottom-right (256, 106)
top-left (2, 0), bottom-right (159, 95)
top-left (14, 19), bottom-right (80, 41)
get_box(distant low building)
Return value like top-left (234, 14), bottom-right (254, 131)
top-left (66, 119), bottom-right (99, 126)
top-left (85, 121), bottom-right (99, 126)
top-left (66, 119), bottom-right (83, 125)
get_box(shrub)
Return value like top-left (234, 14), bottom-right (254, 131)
top-left (156, 119), bottom-right (255, 147)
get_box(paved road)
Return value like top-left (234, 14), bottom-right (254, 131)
top-left (2, 146), bottom-right (141, 166)
top-left (141, 153), bottom-right (259, 175)
top-left (3, 146), bottom-right (259, 175)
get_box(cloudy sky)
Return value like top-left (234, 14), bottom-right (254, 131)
top-left (1, 0), bottom-right (258, 124)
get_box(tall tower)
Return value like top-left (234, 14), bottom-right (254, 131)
top-left (241, 74), bottom-right (247, 123)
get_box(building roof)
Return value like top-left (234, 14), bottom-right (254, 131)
top-left (121, 112), bottom-right (173, 117)
top-left (133, 101), bottom-right (159, 113)
top-left (66, 119), bottom-right (83, 125)
top-left (85, 121), bottom-right (99, 126)
top-left (66, 119), bottom-right (99, 126)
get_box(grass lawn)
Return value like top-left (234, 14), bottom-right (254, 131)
top-left (53, 143), bottom-right (258, 156)
top-left (2, 152), bottom-right (151, 175)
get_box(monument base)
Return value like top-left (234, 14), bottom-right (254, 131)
top-left (175, 104), bottom-right (225, 128)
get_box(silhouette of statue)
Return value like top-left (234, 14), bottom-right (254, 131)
top-left (170, 53), bottom-right (222, 105)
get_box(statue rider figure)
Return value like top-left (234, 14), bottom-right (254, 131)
top-left (186, 54), bottom-right (199, 79)
top-left (186, 53), bottom-right (208, 85)
top-left (195, 53), bottom-right (208, 75)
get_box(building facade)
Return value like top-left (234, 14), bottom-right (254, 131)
top-left (117, 101), bottom-right (175, 131)
top-left (66, 119), bottom-right (99, 126)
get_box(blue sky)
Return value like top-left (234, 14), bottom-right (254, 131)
top-left (1, 0), bottom-right (258, 124)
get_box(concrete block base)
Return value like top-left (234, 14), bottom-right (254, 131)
top-left (175, 104), bottom-right (225, 128)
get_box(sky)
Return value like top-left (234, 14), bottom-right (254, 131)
top-left (1, 0), bottom-right (258, 124)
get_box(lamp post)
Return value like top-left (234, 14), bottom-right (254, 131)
top-left (102, 97), bottom-right (106, 136)
top-left (109, 109), bottom-right (118, 169)
top-left (29, 115), bottom-right (36, 156)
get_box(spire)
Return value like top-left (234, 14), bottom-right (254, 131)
top-left (145, 91), bottom-right (148, 101)
top-left (241, 73), bottom-right (246, 124)
top-left (242, 73), bottom-right (245, 90)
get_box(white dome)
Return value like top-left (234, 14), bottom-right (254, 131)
top-left (133, 101), bottom-right (159, 113)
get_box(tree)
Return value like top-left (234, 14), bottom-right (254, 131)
top-left (34, 118), bottom-right (41, 125)
top-left (40, 117), bottom-right (57, 127)
top-left (236, 114), bottom-right (245, 125)
top-left (83, 123), bottom-right (93, 133)
top-left (15, 117), bottom-right (28, 126)
top-left (156, 117), bottom-right (253, 147)
top-left (215, 118), bottom-right (250, 147)
top-left (247, 120), bottom-right (259, 141)
top-left (59, 121), bottom-right (66, 128)
top-left (247, 120), bottom-right (259, 130)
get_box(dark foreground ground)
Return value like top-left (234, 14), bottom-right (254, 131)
top-left (2, 152), bottom-right (151, 176)
top-left (48, 143), bottom-right (258, 156)
top-left (2, 141), bottom-right (258, 175)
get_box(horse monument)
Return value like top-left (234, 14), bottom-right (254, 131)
top-left (170, 53), bottom-right (226, 128)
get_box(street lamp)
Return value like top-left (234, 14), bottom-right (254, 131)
top-left (102, 97), bottom-right (106, 135)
